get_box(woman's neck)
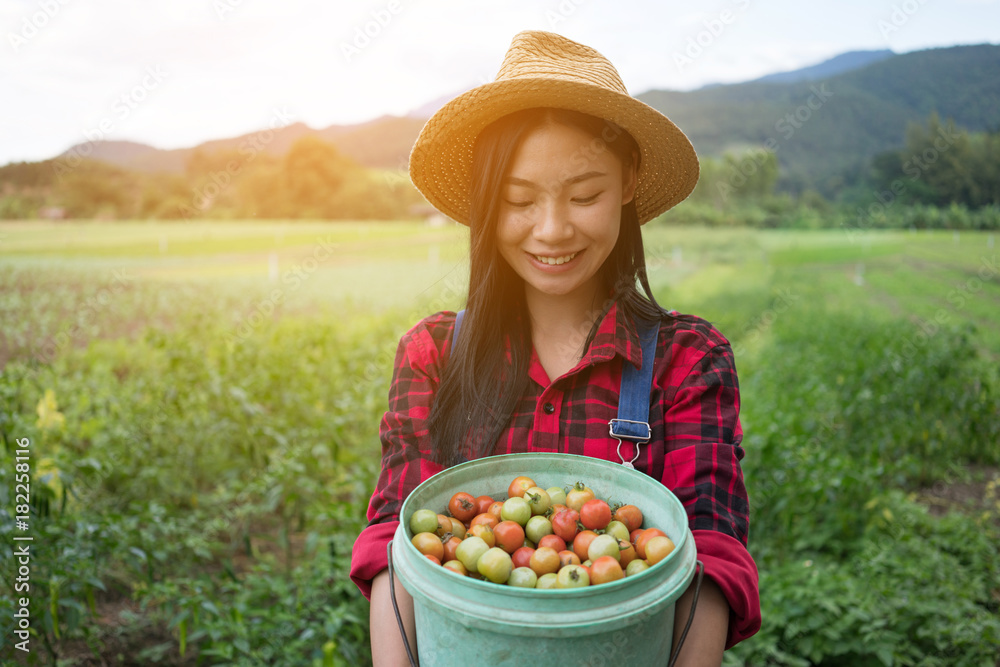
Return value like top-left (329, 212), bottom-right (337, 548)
top-left (524, 283), bottom-right (611, 361)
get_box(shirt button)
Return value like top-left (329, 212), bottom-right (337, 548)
top-left (543, 402), bottom-right (555, 414)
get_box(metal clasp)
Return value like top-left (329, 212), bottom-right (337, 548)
top-left (609, 419), bottom-right (650, 469)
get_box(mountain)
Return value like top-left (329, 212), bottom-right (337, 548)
top-left (750, 49), bottom-right (895, 85)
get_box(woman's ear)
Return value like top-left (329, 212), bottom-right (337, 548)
top-left (621, 151), bottom-right (639, 205)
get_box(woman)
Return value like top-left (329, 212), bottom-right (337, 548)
top-left (351, 30), bottom-right (760, 665)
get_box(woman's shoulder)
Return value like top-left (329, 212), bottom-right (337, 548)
top-left (396, 310), bottom-right (460, 362)
top-left (656, 310), bottom-right (734, 356)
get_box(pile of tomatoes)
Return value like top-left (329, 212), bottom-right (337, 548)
top-left (408, 475), bottom-right (675, 588)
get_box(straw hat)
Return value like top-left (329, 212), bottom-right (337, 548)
top-left (408, 30), bottom-right (699, 226)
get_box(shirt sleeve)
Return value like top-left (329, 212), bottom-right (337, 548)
top-left (659, 337), bottom-right (761, 648)
top-left (349, 313), bottom-right (450, 599)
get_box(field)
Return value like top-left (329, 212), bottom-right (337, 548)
top-left (1, 220), bottom-right (998, 666)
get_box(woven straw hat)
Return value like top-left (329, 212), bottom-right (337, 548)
top-left (408, 30), bottom-right (699, 226)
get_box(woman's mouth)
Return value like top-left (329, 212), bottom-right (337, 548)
top-left (531, 251), bottom-right (579, 266)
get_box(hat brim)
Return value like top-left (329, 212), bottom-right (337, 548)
top-left (408, 78), bottom-right (700, 225)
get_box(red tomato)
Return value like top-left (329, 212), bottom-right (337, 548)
top-left (442, 536), bottom-right (462, 563)
top-left (512, 546), bottom-right (535, 570)
top-left (474, 495), bottom-right (495, 515)
top-left (572, 530), bottom-right (599, 562)
top-left (590, 556), bottom-right (624, 585)
top-left (487, 501), bottom-right (505, 522)
top-left (508, 476), bottom-right (537, 499)
top-left (579, 499), bottom-right (612, 531)
top-left (448, 492), bottom-right (478, 523)
top-left (557, 550), bottom-right (581, 567)
top-left (629, 528), bottom-right (645, 545)
top-left (551, 509), bottom-right (580, 543)
top-left (470, 513), bottom-right (498, 530)
top-left (635, 528), bottom-right (667, 559)
top-left (549, 503), bottom-right (569, 515)
top-left (435, 514), bottom-right (453, 538)
top-left (425, 554), bottom-right (442, 566)
top-left (494, 520), bottom-right (526, 554)
top-left (537, 534), bottom-right (567, 553)
top-left (613, 504), bottom-right (643, 533)
top-left (618, 540), bottom-right (638, 568)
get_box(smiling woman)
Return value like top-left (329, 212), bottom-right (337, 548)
top-left (350, 29), bottom-right (760, 667)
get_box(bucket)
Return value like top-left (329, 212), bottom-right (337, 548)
top-left (390, 453), bottom-right (699, 667)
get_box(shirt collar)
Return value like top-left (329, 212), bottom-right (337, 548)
top-left (580, 299), bottom-right (644, 371)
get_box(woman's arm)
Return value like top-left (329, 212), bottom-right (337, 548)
top-left (370, 569), bottom-right (417, 667)
top-left (671, 575), bottom-right (729, 667)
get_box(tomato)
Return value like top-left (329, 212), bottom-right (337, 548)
top-left (487, 501), bottom-right (505, 522)
top-left (494, 520), bottom-right (526, 554)
top-left (536, 573), bottom-right (559, 589)
top-left (512, 546), bottom-right (535, 569)
top-left (548, 503), bottom-right (569, 516)
top-left (507, 567), bottom-right (538, 589)
top-left (618, 540), bottom-right (638, 568)
top-left (448, 492), bottom-right (478, 523)
top-left (529, 547), bottom-right (561, 576)
top-left (579, 498), bottom-right (612, 530)
top-left (557, 550), bottom-right (581, 567)
top-left (546, 486), bottom-right (567, 507)
top-left (587, 534), bottom-right (621, 562)
top-left (523, 487), bottom-right (551, 515)
top-left (470, 513), bottom-right (498, 530)
top-left (478, 547), bottom-right (513, 584)
top-left (613, 504), bottom-right (643, 533)
top-left (409, 509), bottom-right (439, 535)
top-left (635, 528), bottom-right (667, 559)
top-left (449, 518), bottom-right (467, 539)
top-left (603, 520), bottom-right (630, 543)
top-left (435, 514), bottom-right (453, 538)
top-left (590, 555), bottom-right (624, 585)
top-left (474, 495), bottom-right (495, 515)
top-left (572, 530), bottom-right (599, 562)
top-left (625, 559), bottom-right (649, 577)
top-left (425, 554), bottom-right (442, 566)
top-left (442, 535), bottom-right (462, 562)
top-left (469, 524), bottom-right (496, 548)
top-left (443, 559), bottom-right (468, 577)
top-left (537, 534), bottom-right (566, 553)
top-left (455, 536), bottom-right (489, 573)
top-left (565, 482), bottom-right (595, 511)
top-left (551, 509), bottom-right (580, 542)
top-left (556, 564), bottom-right (590, 588)
top-left (525, 515), bottom-right (553, 544)
top-left (507, 476), bottom-right (536, 499)
top-left (501, 496), bottom-right (532, 526)
top-left (412, 532), bottom-right (444, 561)
top-left (645, 536), bottom-right (676, 565)
top-left (629, 528), bottom-right (644, 544)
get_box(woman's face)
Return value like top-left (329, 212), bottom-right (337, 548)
top-left (496, 121), bottom-right (637, 305)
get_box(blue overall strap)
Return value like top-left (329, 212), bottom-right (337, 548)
top-left (452, 309), bottom-right (465, 349)
top-left (609, 316), bottom-right (660, 468)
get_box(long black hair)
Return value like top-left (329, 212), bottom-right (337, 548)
top-left (427, 107), bottom-right (673, 467)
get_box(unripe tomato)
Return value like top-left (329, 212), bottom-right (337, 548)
top-left (455, 536), bottom-right (489, 573)
top-left (448, 492), bottom-right (478, 523)
top-left (512, 546), bottom-right (535, 570)
top-left (507, 476), bottom-right (536, 498)
top-left (590, 555), bottom-right (624, 585)
top-left (645, 536), bottom-right (676, 565)
top-left (487, 501), bottom-right (505, 522)
top-left (507, 567), bottom-right (538, 589)
top-left (536, 573), bottom-right (559, 589)
top-left (551, 509), bottom-right (580, 543)
top-left (603, 520), bottom-right (630, 543)
top-left (478, 547), bottom-right (513, 584)
top-left (493, 520), bottom-right (525, 554)
top-left (443, 559), bottom-right (468, 577)
top-left (587, 534), bottom-right (621, 562)
top-left (501, 496), bottom-right (532, 526)
top-left (613, 504), bottom-right (643, 533)
top-left (474, 495), bottom-right (495, 515)
top-left (556, 564), bottom-right (590, 588)
top-left (565, 482), bottom-right (595, 511)
top-left (523, 487), bottom-right (551, 515)
top-left (409, 509), bottom-right (439, 535)
top-left (529, 547), bottom-right (561, 576)
top-left (449, 518), bottom-right (467, 539)
top-left (572, 530), bottom-right (599, 562)
top-left (635, 528), bottom-right (667, 559)
top-left (537, 534), bottom-right (566, 553)
top-left (546, 486), bottom-right (567, 507)
top-left (579, 498), bottom-right (612, 531)
top-left (525, 515), bottom-right (553, 544)
top-left (412, 532), bottom-right (444, 561)
top-left (625, 559), bottom-right (650, 577)
top-left (435, 514), bottom-right (453, 538)
top-left (469, 524), bottom-right (496, 548)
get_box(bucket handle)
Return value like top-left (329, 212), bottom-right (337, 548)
top-left (667, 559), bottom-right (705, 667)
top-left (386, 540), bottom-right (420, 667)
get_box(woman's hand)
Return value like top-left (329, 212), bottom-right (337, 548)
top-left (671, 575), bottom-right (729, 667)
top-left (370, 569), bottom-right (417, 667)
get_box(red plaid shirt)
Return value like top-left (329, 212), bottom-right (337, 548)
top-left (350, 302), bottom-right (760, 647)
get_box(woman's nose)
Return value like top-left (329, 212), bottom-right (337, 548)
top-left (531, 197), bottom-right (573, 242)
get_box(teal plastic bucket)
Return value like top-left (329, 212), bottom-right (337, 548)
top-left (391, 453), bottom-right (698, 666)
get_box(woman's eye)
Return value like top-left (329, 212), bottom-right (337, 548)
top-left (504, 200), bottom-right (533, 208)
top-left (572, 193), bottom-right (601, 205)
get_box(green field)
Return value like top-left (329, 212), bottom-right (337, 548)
top-left (1, 221), bottom-right (998, 666)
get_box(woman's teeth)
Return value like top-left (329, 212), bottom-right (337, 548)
top-left (533, 252), bottom-right (578, 265)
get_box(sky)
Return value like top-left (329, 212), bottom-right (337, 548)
top-left (2, 0), bottom-right (998, 166)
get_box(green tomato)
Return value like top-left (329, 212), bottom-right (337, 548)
top-left (409, 509), bottom-right (439, 535)
top-left (523, 487), bottom-right (551, 515)
top-left (507, 567), bottom-right (538, 588)
top-left (525, 515), bottom-right (553, 544)
top-left (545, 486), bottom-right (567, 507)
top-left (501, 496), bottom-right (532, 526)
top-left (536, 573), bottom-right (559, 589)
top-left (604, 520), bottom-right (630, 543)
top-left (587, 534), bottom-right (621, 562)
top-left (477, 547), bottom-right (513, 584)
top-left (455, 536), bottom-right (490, 574)
top-left (556, 564), bottom-right (590, 588)
top-left (625, 559), bottom-right (650, 577)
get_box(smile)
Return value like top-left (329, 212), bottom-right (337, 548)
top-left (532, 252), bottom-right (579, 266)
